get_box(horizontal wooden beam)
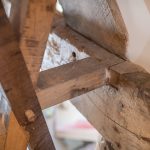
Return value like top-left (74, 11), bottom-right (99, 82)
top-left (36, 58), bottom-right (144, 109)
top-left (36, 57), bottom-right (106, 109)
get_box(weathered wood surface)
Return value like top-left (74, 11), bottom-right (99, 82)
top-left (5, 112), bottom-right (29, 150)
top-left (37, 57), bottom-right (108, 108)
top-left (0, 2), bottom-right (55, 149)
top-left (72, 68), bottom-right (150, 150)
top-left (36, 14), bottom-right (124, 108)
top-left (36, 14), bottom-right (146, 109)
top-left (10, 0), bottom-right (56, 85)
top-left (52, 15), bottom-right (150, 148)
top-left (59, 0), bottom-right (128, 59)
top-left (72, 94), bottom-right (150, 150)
top-left (52, 14), bottom-right (124, 63)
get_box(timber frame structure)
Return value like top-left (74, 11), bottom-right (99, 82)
top-left (0, 0), bottom-right (150, 150)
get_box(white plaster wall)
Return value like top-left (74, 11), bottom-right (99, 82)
top-left (117, 0), bottom-right (150, 73)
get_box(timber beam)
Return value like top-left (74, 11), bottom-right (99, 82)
top-left (0, 2), bottom-right (55, 149)
top-left (72, 68), bottom-right (150, 150)
top-left (36, 14), bottom-right (145, 110)
top-left (37, 57), bottom-right (107, 109)
top-left (10, 0), bottom-right (56, 85)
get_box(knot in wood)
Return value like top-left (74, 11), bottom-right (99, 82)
top-left (25, 109), bottom-right (36, 123)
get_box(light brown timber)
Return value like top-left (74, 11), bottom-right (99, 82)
top-left (0, 2), bottom-right (55, 149)
top-left (59, 0), bottom-right (128, 59)
top-left (37, 57), bottom-right (110, 108)
top-left (5, 112), bottom-right (29, 150)
top-left (10, 0), bottom-right (56, 85)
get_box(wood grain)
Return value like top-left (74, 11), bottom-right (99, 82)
top-left (5, 112), bottom-right (29, 150)
top-left (37, 57), bottom-right (106, 108)
top-left (0, 2), bottom-right (55, 149)
top-left (59, 0), bottom-right (128, 59)
top-left (72, 88), bottom-right (150, 150)
top-left (10, 0), bottom-right (56, 85)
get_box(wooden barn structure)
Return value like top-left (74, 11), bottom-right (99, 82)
top-left (0, 0), bottom-right (150, 149)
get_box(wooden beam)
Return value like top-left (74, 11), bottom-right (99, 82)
top-left (71, 64), bottom-right (150, 150)
top-left (36, 14), bottom-right (145, 109)
top-left (59, 0), bottom-right (128, 59)
top-left (36, 57), bottom-right (145, 110)
top-left (37, 57), bottom-right (106, 108)
top-left (5, 112), bottom-right (29, 150)
top-left (10, 0), bottom-right (56, 85)
top-left (36, 23), bottom-right (123, 108)
top-left (72, 93), bottom-right (150, 150)
top-left (52, 14), bottom-right (125, 63)
top-left (0, 2), bottom-right (55, 149)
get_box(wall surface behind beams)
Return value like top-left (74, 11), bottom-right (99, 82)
top-left (117, 0), bottom-right (150, 73)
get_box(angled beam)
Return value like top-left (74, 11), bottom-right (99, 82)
top-left (36, 14), bottom-right (123, 109)
top-left (0, 3), bottom-right (55, 149)
top-left (58, 0), bottom-right (128, 59)
top-left (72, 91), bottom-right (150, 150)
top-left (52, 14), bottom-right (124, 63)
top-left (36, 57), bottom-right (106, 109)
top-left (36, 14), bottom-right (144, 109)
top-left (10, 0), bottom-right (56, 85)
top-left (36, 57), bottom-right (144, 109)
top-left (71, 63), bottom-right (150, 150)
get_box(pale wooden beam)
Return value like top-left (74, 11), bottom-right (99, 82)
top-left (36, 14), bottom-right (144, 109)
top-left (10, 0), bottom-right (56, 85)
top-left (5, 112), bottom-right (29, 150)
top-left (59, 0), bottom-right (128, 59)
top-left (36, 57), bottom-right (107, 109)
top-left (52, 14), bottom-right (124, 63)
top-left (71, 64), bottom-right (150, 150)
top-left (0, 2), bottom-right (55, 149)
top-left (35, 27), bottom-right (123, 108)
top-left (36, 57), bottom-right (145, 110)
top-left (72, 93), bottom-right (150, 150)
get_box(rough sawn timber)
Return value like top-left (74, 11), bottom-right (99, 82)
top-left (0, 2), bottom-right (55, 149)
top-left (72, 67), bottom-right (150, 150)
top-left (10, 0), bottom-right (56, 85)
top-left (59, 0), bottom-right (128, 59)
top-left (36, 57), bottom-right (116, 108)
top-left (50, 13), bottom-right (150, 150)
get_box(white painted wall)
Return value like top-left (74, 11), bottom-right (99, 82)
top-left (117, 0), bottom-right (150, 73)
